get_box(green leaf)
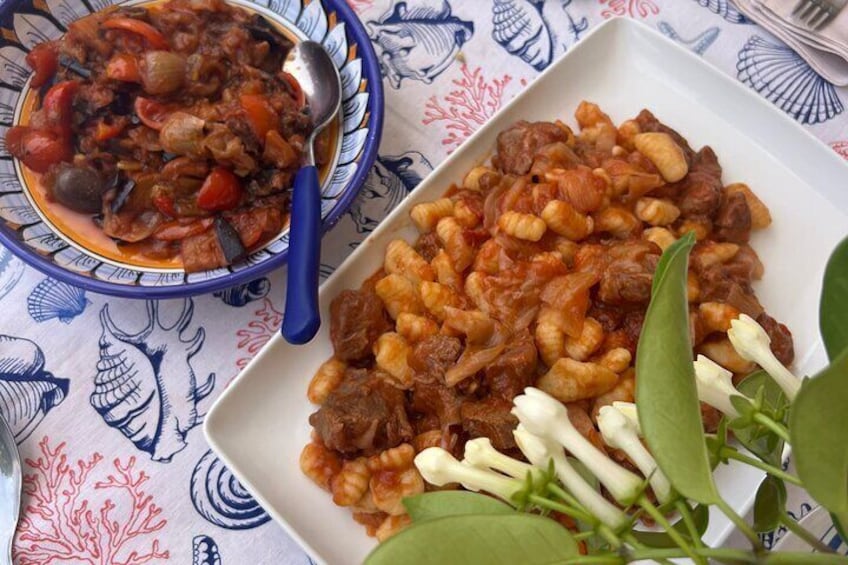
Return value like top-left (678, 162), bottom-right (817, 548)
top-left (403, 492), bottom-right (514, 523)
top-left (753, 476), bottom-right (787, 533)
top-left (636, 232), bottom-right (719, 505)
top-left (734, 371), bottom-right (788, 465)
top-left (363, 514), bottom-right (581, 565)
top-left (630, 504), bottom-right (709, 548)
top-left (820, 236), bottom-right (848, 361)
top-left (789, 348), bottom-right (848, 516)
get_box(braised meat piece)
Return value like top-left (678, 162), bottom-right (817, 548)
top-left (598, 259), bottom-right (655, 305)
top-left (634, 109), bottom-right (695, 160)
top-left (309, 371), bottom-right (413, 456)
top-left (714, 191), bottom-right (752, 243)
top-left (411, 381), bottom-right (464, 427)
top-left (677, 147), bottom-right (723, 218)
top-left (329, 288), bottom-right (391, 362)
top-left (485, 329), bottom-right (537, 400)
top-left (757, 312), bottom-right (795, 366)
top-left (409, 335), bottom-right (462, 383)
top-left (461, 398), bottom-right (519, 450)
top-left (495, 121), bottom-right (570, 175)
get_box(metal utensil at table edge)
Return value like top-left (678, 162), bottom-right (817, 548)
top-left (0, 412), bottom-right (21, 565)
top-left (280, 41), bottom-right (342, 345)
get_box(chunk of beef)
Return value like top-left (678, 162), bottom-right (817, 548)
top-left (415, 231), bottom-right (441, 262)
top-left (699, 266), bottom-right (764, 318)
top-left (329, 288), bottom-right (391, 362)
top-left (411, 381), bottom-right (463, 427)
top-left (757, 312), bottom-right (795, 366)
top-left (485, 329), bottom-right (538, 400)
top-left (460, 398), bottom-right (518, 450)
top-left (409, 335), bottom-right (462, 383)
top-left (714, 191), bottom-right (752, 243)
top-left (495, 121), bottom-right (569, 175)
top-left (588, 302), bottom-right (625, 332)
top-left (598, 259), bottom-right (655, 305)
top-left (701, 403), bottom-right (722, 434)
top-left (677, 147), bottom-right (723, 218)
top-left (309, 371), bottom-right (413, 456)
top-left (620, 311), bottom-right (645, 349)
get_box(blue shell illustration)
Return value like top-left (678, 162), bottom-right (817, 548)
top-left (692, 0), bottom-right (750, 23)
top-left (0, 334), bottom-right (69, 443)
top-left (190, 450), bottom-right (271, 530)
top-left (367, 0), bottom-right (474, 89)
top-left (492, 0), bottom-right (552, 71)
top-left (90, 300), bottom-right (215, 462)
top-left (350, 151), bottom-right (434, 234)
top-left (213, 278), bottom-right (271, 307)
top-left (27, 278), bottom-right (90, 323)
top-left (658, 23), bottom-right (720, 55)
top-left (192, 535), bottom-right (222, 565)
top-left (738, 36), bottom-right (844, 125)
top-left (0, 246), bottom-right (24, 301)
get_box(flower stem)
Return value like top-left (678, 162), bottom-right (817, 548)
top-left (547, 483), bottom-right (590, 516)
top-left (675, 499), bottom-right (705, 549)
top-left (715, 496), bottom-right (764, 550)
top-left (527, 493), bottom-right (593, 525)
top-left (779, 512), bottom-right (836, 554)
top-left (719, 447), bottom-right (802, 486)
top-left (621, 533), bottom-right (675, 565)
top-left (753, 412), bottom-right (791, 443)
top-left (596, 523), bottom-right (623, 549)
top-left (638, 497), bottom-right (705, 564)
top-left (573, 530), bottom-right (595, 541)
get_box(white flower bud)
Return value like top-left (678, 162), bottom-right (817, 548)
top-left (694, 354), bottom-right (746, 417)
top-left (463, 437), bottom-right (541, 481)
top-left (512, 388), bottom-right (644, 505)
top-left (514, 426), bottom-right (628, 530)
top-left (414, 447), bottom-right (522, 503)
top-left (611, 401), bottom-right (641, 436)
top-left (597, 406), bottom-right (672, 504)
top-left (728, 314), bottom-right (799, 400)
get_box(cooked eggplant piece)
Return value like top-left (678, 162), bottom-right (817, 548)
top-left (110, 179), bottom-right (136, 213)
top-left (215, 216), bottom-right (246, 263)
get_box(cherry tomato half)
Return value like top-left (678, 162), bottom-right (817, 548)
top-left (239, 94), bottom-right (278, 144)
top-left (197, 167), bottom-right (242, 212)
top-left (5, 126), bottom-right (72, 173)
top-left (106, 53), bottom-right (141, 82)
top-left (42, 81), bottom-right (79, 136)
top-left (26, 42), bottom-right (58, 88)
top-left (133, 96), bottom-right (171, 130)
top-left (101, 18), bottom-right (169, 50)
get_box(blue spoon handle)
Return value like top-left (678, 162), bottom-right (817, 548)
top-left (282, 165), bottom-right (321, 344)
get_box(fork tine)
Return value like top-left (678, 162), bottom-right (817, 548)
top-left (804, 4), bottom-right (826, 24)
top-left (812, 8), bottom-right (836, 29)
top-left (791, 0), bottom-right (812, 15)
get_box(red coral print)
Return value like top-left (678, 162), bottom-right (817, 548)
top-left (599, 0), bottom-right (660, 18)
top-left (423, 64), bottom-right (512, 153)
top-left (830, 141), bottom-right (848, 159)
top-left (14, 438), bottom-right (168, 565)
top-left (346, 0), bottom-right (374, 12)
top-left (235, 297), bottom-right (283, 373)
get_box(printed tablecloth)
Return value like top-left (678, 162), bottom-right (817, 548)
top-left (1, 0), bottom-right (845, 563)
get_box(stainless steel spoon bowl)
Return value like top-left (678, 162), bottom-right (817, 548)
top-left (281, 41), bottom-right (342, 344)
top-left (0, 413), bottom-right (21, 565)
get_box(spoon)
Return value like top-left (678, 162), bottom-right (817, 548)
top-left (281, 40), bottom-right (342, 345)
top-left (0, 412), bottom-right (21, 565)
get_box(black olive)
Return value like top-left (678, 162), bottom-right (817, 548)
top-left (58, 54), bottom-right (92, 79)
top-left (51, 166), bottom-right (105, 214)
top-left (215, 217), bottom-right (247, 264)
top-left (111, 179), bottom-right (136, 213)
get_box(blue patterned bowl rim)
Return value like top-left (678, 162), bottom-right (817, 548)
top-left (0, 0), bottom-right (384, 299)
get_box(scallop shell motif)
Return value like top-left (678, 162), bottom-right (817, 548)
top-left (27, 278), bottom-right (90, 323)
top-left (0, 335), bottom-right (69, 443)
top-left (492, 0), bottom-right (552, 71)
top-left (192, 535), bottom-right (222, 565)
top-left (90, 300), bottom-right (215, 462)
top-left (737, 36), bottom-right (844, 125)
top-left (692, 0), bottom-right (750, 24)
top-left (0, 246), bottom-right (24, 301)
top-left (190, 450), bottom-right (271, 530)
top-left (213, 278), bottom-right (271, 307)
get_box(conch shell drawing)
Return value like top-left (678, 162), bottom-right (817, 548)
top-left (91, 299), bottom-right (215, 462)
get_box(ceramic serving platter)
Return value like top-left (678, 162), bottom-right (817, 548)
top-left (205, 17), bottom-right (848, 565)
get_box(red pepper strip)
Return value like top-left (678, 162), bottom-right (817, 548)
top-left (101, 17), bottom-right (169, 50)
top-left (42, 80), bottom-right (79, 138)
top-left (239, 93), bottom-right (278, 144)
top-left (153, 194), bottom-right (178, 217)
top-left (26, 42), bottom-right (58, 88)
top-left (281, 72), bottom-right (305, 108)
top-left (153, 218), bottom-right (214, 241)
top-left (94, 120), bottom-right (126, 142)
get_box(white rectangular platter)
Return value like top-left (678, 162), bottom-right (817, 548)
top-left (205, 17), bottom-right (848, 565)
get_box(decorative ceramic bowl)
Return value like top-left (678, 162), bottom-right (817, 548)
top-left (0, 0), bottom-right (383, 297)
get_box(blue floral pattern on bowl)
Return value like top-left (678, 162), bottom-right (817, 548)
top-left (0, 0), bottom-right (383, 297)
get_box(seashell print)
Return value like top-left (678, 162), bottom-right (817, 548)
top-left (0, 245), bottom-right (24, 301)
top-left (738, 36), bottom-right (844, 125)
top-left (350, 151), bottom-right (433, 234)
top-left (45, 0), bottom-right (91, 28)
top-left (658, 22), bottom-right (720, 55)
top-left (367, 0), bottom-right (474, 89)
top-left (213, 277), bottom-right (271, 307)
top-left (27, 278), bottom-right (90, 323)
top-left (192, 535), bottom-right (222, 565)
top-left (190, 450), bottom-right (270, 530)
top-left (90, 300), bottom-right (216, 462)
top-left (692, 0), bottom-right (750, 24)
top-left (491, 0), bottom-right (552, 71)
top-left (0, 335), bottom-right (69, 443)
